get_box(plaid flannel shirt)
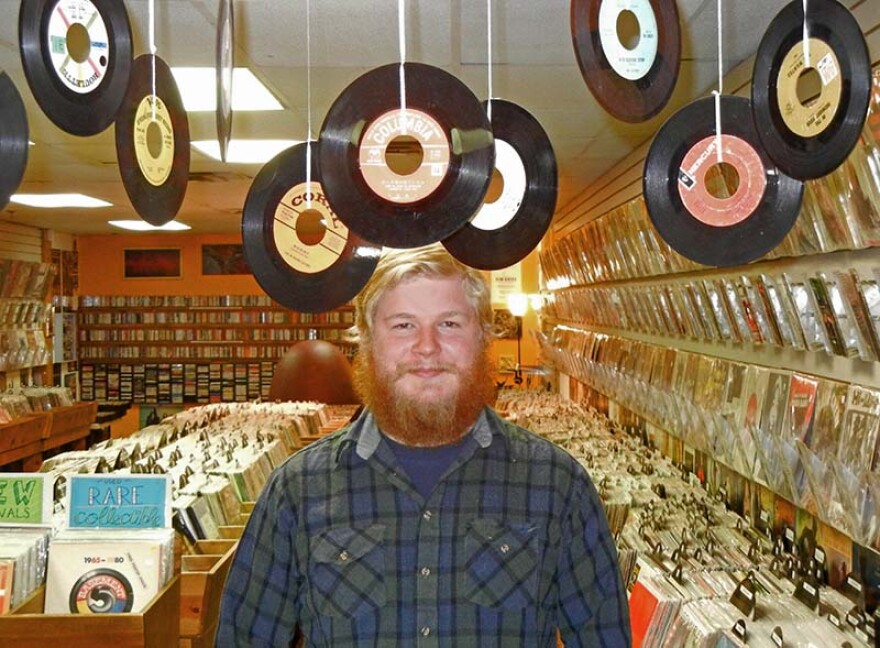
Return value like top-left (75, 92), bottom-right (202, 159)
top-left (217, 407), bottom-right (631, 647)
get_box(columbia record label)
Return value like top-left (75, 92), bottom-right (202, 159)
top-left (0, 72), bottom-right (29, 211)
top-left (115, 54), bottom-right (190, 226)
top-left (242, 142), bottom-right (381, 313)
top-left (443, 99), bottom-right (557, 270)
top-left (19, 0), bottom-right (133, 135)
top-left (319, 62), bottom-right (494, 248)
top-left (644, 96), bottom-right (803, 267)
top-left (571, 0), bottom-right (680, 122)
top-left (69, 569), bottom-right (134, 613)
top-left (751, 0), bottom-right (870, 179)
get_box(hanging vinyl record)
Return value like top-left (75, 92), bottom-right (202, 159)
top-left (571, 0), bottom-right (680, 123)
top-left (318, 62), bottom-right (494, 249)
top-left (751, 0), bottom-right (870, 180)
top-left (442, 99), bottom-right (557, 270)
top-left (643, 96), bottom-right (804, 267)
top-left (242, 142), bottom-right (381, 313)
top-left (216, 0), bottom-right (234, 163)
top-left (19, 0), bottom-right (133, 136)
top-left (115, 54), bottom-right (190, 226)
top-left (0, 72), bottom-right (29, 211)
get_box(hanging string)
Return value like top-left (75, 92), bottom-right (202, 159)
top-left (802, 0), bottom-right (810, 67)
top-left (712, 0), bottom-right (723, 164)
top-left (305, 0), bottom-right (312, 209)
top-left (486, 0), bottom-right (493, 123)
top-left (398, 0), bottom-right (407, 133)
top-left (148, 0), bottom-right (156, 122)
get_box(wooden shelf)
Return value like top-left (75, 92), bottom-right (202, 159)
top-left (0, 402), bottom-right (98, 470)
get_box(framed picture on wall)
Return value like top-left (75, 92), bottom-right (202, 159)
top-left (124, 248), bottom-right (182, 279)
top-left (201, 243), bottom-right (251, 275)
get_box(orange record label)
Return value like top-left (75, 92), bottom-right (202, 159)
top-left (776, 38), bottom-right (841, 139)
top-left (133, 95), bottom-right (174, 187)
top-left (677, 134), bottom-right (766, 228)
top-left (359, 108), bottom-right (450, 204)
top-left (47, 0), bottom-right (111, 94)
top-left (273, 182), bottom-right (348, 274)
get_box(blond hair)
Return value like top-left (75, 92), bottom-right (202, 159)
top-left (351, 244), bottom-right (494, 344)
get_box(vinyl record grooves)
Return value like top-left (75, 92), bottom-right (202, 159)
top-left (571, 0), bottom-right (681, 123)
top-left (643, 96), bottom-right (804, 267)
top-left (115, 54), bottom-right (190, 226)
top-left (0, 72), bottom-right (29, 211)
top-left (751, 0), bottom-right (871, 180)
top-left (19, 0), bottom-right (133, 136)
top-left (318, 62), bottom-right (494, 249)
top-left (242, 142), bottom-right (381, 313)
top-left (443, 99), bottom-right (557, 270)
top-left (216, 0), bottom-right (234, 163)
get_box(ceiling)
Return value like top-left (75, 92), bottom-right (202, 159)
top-left (0, 0), bottom-right (792, 237)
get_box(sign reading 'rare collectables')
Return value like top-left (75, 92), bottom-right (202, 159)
top-left (67, 474), bottom-right (171, 530)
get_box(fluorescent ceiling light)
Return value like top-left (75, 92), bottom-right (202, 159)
top-left (170, 67), bottom-right (283, 111)
top-left (11, 193), bottom-right (112, 208)
top-left (108, 220), bottom-right (191, 232)
top-left (192, 139), bottom-right (301, 164)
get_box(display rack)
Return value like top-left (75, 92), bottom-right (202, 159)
top-left (0, 401), bottom-right (98, 471)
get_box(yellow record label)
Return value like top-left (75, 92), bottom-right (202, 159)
top-left (776, 38), bottom-right (842, 139)
top-left (273, 182), bottom-right (348, 274)
top-left (359, 108), bottom-right (451, 204)
top-left (47, 0), bottom-right (111, 94)
top-left (133, 95), bottom-right (174, 187)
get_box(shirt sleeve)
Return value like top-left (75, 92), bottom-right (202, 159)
top-left (556, 467), bottom-right (632, 647)
top-left (216, 468), bottom-right (301, 647)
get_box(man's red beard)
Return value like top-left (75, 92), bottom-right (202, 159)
top-left (352, 346), bottom-right (497, 447)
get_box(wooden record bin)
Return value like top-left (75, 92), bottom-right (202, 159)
top-left (179, 539), bottom-right (237, 648)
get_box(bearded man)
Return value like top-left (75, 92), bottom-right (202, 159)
top-left (217, 245), bottom-right (631, 647)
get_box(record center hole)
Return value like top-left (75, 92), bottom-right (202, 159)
top-left (66, 23), bottom-right (91, 64)
top-left (796, 67), bottom-right (823, 107)
top-left (385, 135), bottom-right (424, 176)
top-left (484, 168), bottom-right (504, 204)
top-left (146, 121), bottom-right (164, 159)
top-left (704, 162), bottom-right (740, 199)
top-left (296, 209), bottom-right (326, 246)
top-left (616, 10), bottom-right (641, 50)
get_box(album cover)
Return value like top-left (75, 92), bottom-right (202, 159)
top-left (0, 559), bottom-right (12, 614)
top-left (720, 279), bottom-right (753, 344)
top-left (852, 268), bottom-right (880, 354)
top-left (838, 384), bottom-right (880, 475)
top-left (782, 273), bottom-right (831, 353)
top-left (784, 373), bottom-right (819, 443)
top-left (702, 279), bottom-right (735, 341)
top-left (757, 273), bottom-right (805, 350)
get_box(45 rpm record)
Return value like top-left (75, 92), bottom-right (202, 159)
top-left (571, 0), bottom-right (680, 123)
top-left (751, 0), bottom-right (870, 180)
top-left (0, 72), bottom-right (29, 211)
top-left (318, 62), bottom-right (494, 248)
top-left (442, 99), bottom-right (557, 270)
top-left (19, 0), bottom-right (133, 136)
top-left (643, 96), bottom-right (804, 267)
top-left (242, 142), bottom-right (381, 313)
top-left (216, 0), bottom-right (234, 163)
top-left (115, 55), bottom-right (190, 226)
top-left (69, 568), bottom-right (134, 614)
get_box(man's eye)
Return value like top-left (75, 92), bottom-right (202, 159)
top-left (392, 322), bottom-right (413, 330)
top-left (440, 320), bottom-right (461, 328)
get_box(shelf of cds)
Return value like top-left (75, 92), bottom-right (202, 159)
top-left (76, 295), bottom-right (356, 405)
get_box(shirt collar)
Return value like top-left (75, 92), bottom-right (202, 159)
top-left (337, 406), bottom-right (500, 463)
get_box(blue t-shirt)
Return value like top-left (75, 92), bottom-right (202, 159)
top-left (383, 433), bottom-right (468, 500)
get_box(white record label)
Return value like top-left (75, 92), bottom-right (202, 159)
top-left (47, 0), bottom-right (111, 94)
top-left (598, 0), bottom-right (658, 81)
top-left (469, 139), bottom-right (527, 231)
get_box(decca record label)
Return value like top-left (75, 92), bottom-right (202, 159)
top-left (776, 39), bottom-right (842, 139)
top-left (47, 0), bottom-right (111, 94)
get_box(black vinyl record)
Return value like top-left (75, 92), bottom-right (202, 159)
top-left (0, 72), bottom-right (29, 211)
top-left (643, 96), bottom-right (804, 267)
top-left (216, 0), bottom-right (234, 163)
top-left (242, 142), bottom-right (381, 313)
top-left (19, 0), bottom-right (133, 136)
top-left (115, 54), bottom-right (190, 226)
top-left (571, 0), bottom-right (680, 123)
top-left (318, 62), bottom-right (494, 249)
top-left (442, 99), bottom-right (557, 270)
top-left (751, 0), bottom-right (870, 180)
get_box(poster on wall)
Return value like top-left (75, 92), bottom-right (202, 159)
top-left (124, 249), bottom-right (181, 279)
top-left (201, 244), bottom-right (251, 275)
top-left (491, 264), bottom-right (522, 307)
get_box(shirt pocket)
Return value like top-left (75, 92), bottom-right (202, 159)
top-left (463, 518), bottom-right (539, 610)
top-left (308, 523), bottom-right (387, 618)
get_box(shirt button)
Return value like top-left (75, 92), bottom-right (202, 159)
top-left (421, 627), bottom-right (431, 637)
top-left (420, 567), bottom-right (431, 577)
top-left (338, 550), bottom-right (349, 562)
top-left (423, 510), bottom-right (433, 520)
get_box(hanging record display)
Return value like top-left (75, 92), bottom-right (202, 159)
top-left (19, 0), bottom-right (133, 136)
top-left (115, 54), bottom-right (190, 226)
top-left (216, 0), bottom-right (234, 163)
top-left (318, 62), bottom-right (494, 249)
top-left (751, 0), bottom-right (870, 180)
top-left (643, 96), bottom-right (804, 268)
top-left (571, 0), bottom-right (680, 123)
top-left (442, 99), bottom-right (557, 270)
top-left (242, 142), bottom-right (381, 313)
top-left (0, 72), bottom-right (29, 211)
